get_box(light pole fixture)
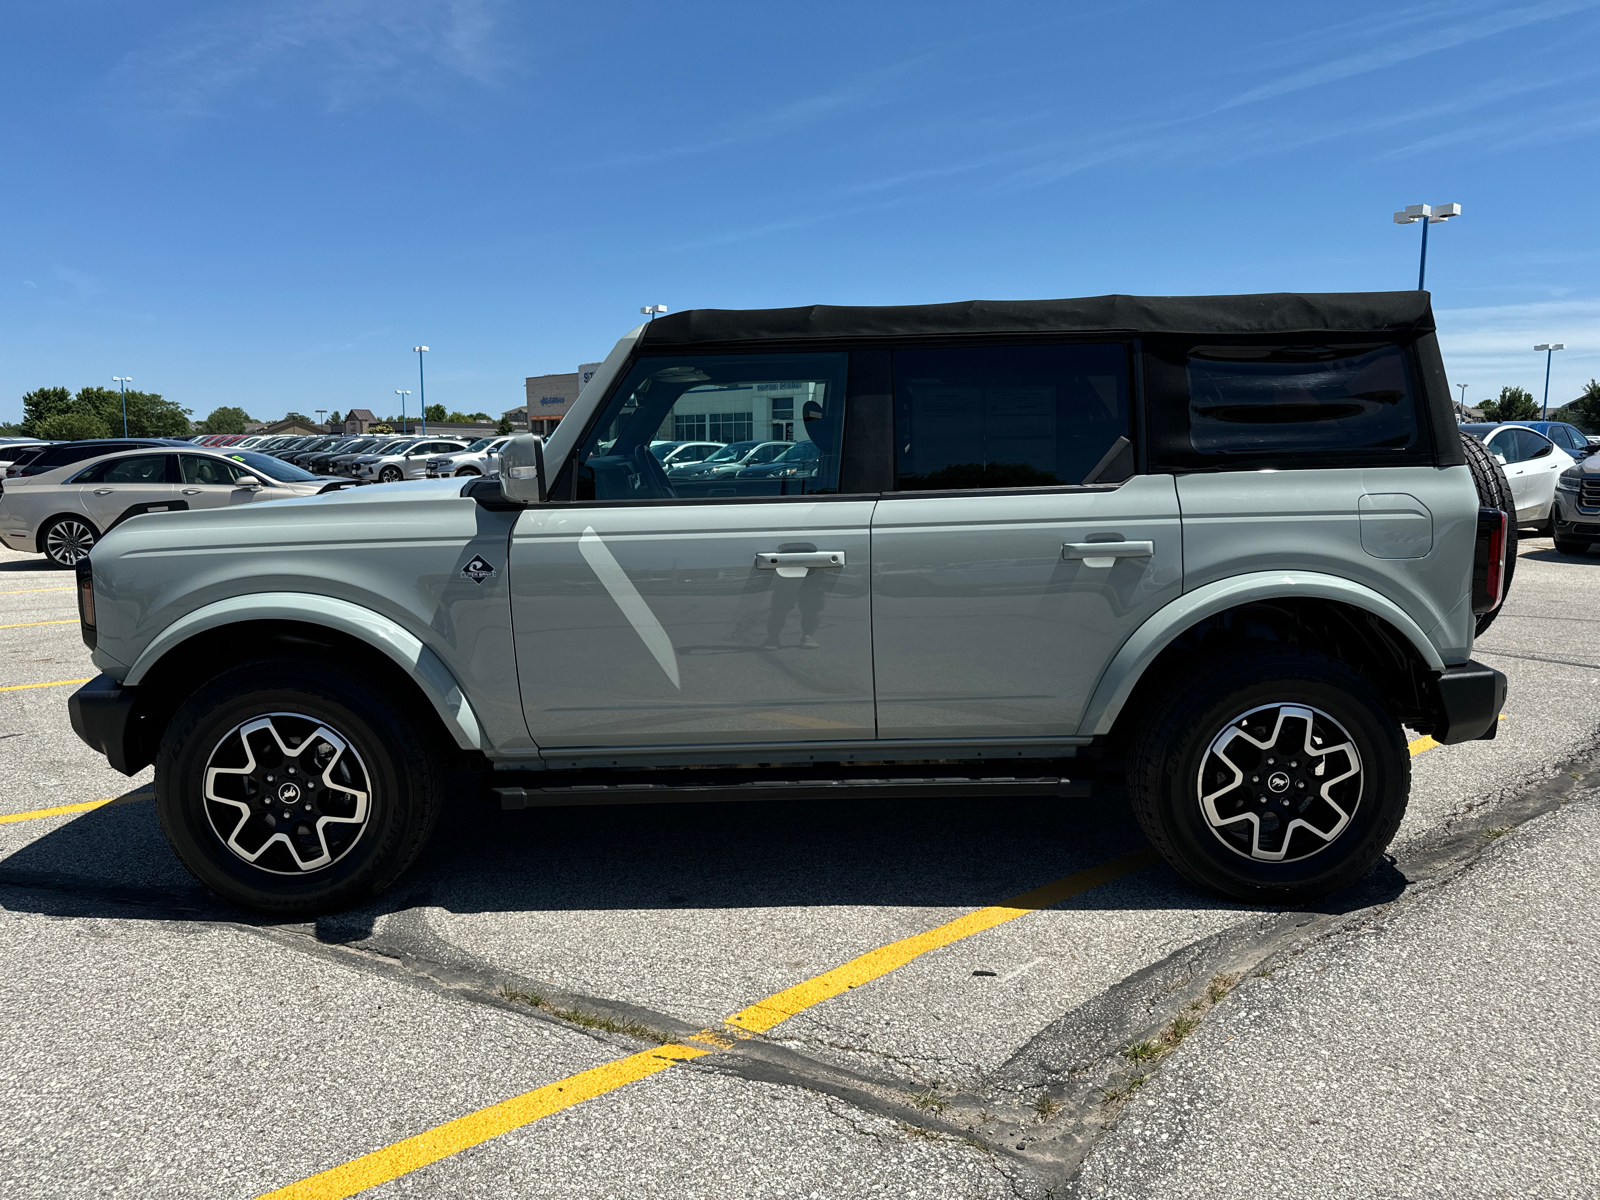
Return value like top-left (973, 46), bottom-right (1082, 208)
top-left (1456, 383), bottom-right (1468, 421)
top-left (413, 346), bottom-right (429, 434)
top-left (640, 305), bottom-right (667, 321)
top-left (396, 389), bottom-right (412, 434)
top-left (1392, 202), bottom-right (1461, 291)
top-left (1535, 343), bottom-right (1565, 419)
top-left (316, 409), bottom-right (327, 429)
top-left (112, 376), bottom-right (132, 437)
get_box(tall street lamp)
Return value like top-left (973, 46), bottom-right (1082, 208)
top-left (112, 376), bottom-right (132, 437)
top-left (1457, 383), bottom-right (1468, 422)
top-left (640, 305), bottom-right (667, 321)
top-left (396, 389), bottom-right (412, 434)
top-left (1392, 202), bottom-right (1461, 290)
top-left (316, 409), bottom-right (327, 430)
top-left (1535, 343), bottom-right (1565, 419)
top-left (413, 346), bottom-right (429, 434)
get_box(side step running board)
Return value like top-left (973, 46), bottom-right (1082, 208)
top-left (494, 776), bottom-right (1095, 811)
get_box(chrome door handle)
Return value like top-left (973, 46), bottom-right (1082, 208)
top-left (94, 488), bottom-right (114, 495)
top-left (1063, 540), bottom-right (1154, 566)
top-left (181, 488), bottom-right (202, 495)
top-left (755, 550), bottom-right (846, 578)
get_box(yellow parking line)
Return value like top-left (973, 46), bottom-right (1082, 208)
top-left (0, 798), bottom-right (114, 824)
top-left (0, 677), bottom-right (92, 692)
top-left (259, 1045), bottom-right (711, 1200)
top-left (0, 586), bottom-right (73, 594)
top-left (260, 846), bottom-right (1161, 1198)
top-left (0, 619), bottom-right (77, 629)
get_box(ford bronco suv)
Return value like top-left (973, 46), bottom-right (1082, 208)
top-left (68, 292), bottom-right (1511, 914)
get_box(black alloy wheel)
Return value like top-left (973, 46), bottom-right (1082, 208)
top-left (156, 658), bottom-right (444, 914)
top-left (1128, 649), bottom-right (1409, 905)
top-left (41, 515), bottom-right (99, 568)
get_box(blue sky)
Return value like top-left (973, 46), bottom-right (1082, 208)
top-left (4, 0), bottom-right (1599, 426)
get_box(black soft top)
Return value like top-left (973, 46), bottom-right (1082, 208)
top-left (639, 291), bottom-right (1436, 347)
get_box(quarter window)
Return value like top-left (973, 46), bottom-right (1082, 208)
top-left (74, 454), bottom-right (172, 484)
top-left (893, 344), bottom-right (1130, 491)
top-left (575, 353), bottom-right (847, 501)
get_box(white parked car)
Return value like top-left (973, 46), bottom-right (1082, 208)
top-left (0, 447), bottom-right (351, 567)
top-left (1459, 423), bottom-right (1576, 530)
top-left (653, 440), bottom-right (725, 468)
top-left (424, 436), bottom-right (511, 478)
top-left (355, 438), bottom-right (470, 484)
top-left (665, 439), bottom-right (792, 479)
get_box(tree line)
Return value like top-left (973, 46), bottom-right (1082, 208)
top-left (1476, 380), bottom-right (1600, 428)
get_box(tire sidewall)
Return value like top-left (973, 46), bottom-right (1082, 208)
top-left (157, 664), bottom-right (428, 912)
top-left (1140, 657), bottom-right (1407, 901)
top-left (42, 516), bottom-right (97, 568)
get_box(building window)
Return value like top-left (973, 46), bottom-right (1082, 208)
top-left (674, 413), bottom-right (707, 441)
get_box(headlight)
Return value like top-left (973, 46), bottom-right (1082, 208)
top-left (1557, 468), bottom-right (1581, 492)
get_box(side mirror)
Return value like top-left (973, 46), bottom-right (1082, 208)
top-left (499, 434), bottom-right (547, 505)
top-left (235, 475), bottom-right (263, 489)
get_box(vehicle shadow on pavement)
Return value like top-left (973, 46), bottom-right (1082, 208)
top-left (1520, 548), bottom-right (1599, 564)
top-left (0, 559), bottom-right (61, 573)
top-left (0, 784), bottom-right (1407, 941)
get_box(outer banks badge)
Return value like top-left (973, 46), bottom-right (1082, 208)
top-left (461, 555), bottom-right (497, 584)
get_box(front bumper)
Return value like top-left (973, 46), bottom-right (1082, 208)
top-left (68, 674), bottom-right (149, 776)
top-left (1430, 659), bottom-right (1508, 745)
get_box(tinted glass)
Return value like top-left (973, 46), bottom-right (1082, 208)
top-left (221, 450), bottom-right (317, 482)
top-left (894, 343), bottom-right (1129, 490)
top-left (575, 353), bottom-right (847, 500)
top-left (94, 455), bottom-right (170, 484)
top-left (1186, 344), bottom-right (1416, 456)
top-left (181, 455), bottom-right (247, 485)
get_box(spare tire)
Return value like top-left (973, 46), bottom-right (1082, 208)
top-left (1460, 431), bottom-right (1516, 635)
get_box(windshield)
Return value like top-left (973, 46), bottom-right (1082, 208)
top-left (463, 438), bottom-right (495, 452)
top-left (705, 441), bottom-right (759, 463)
top-left (224, 449), bottom-right (320, 482)
top-left (773, 441), bottom-right (819, 462)
top-left (375, 440), bottom-right (421, 455)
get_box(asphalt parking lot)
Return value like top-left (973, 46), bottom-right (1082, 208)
top-left (2, 537), bottom-right (1597, 1199)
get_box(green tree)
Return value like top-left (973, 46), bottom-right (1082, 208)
top-left (496, 414), bottom-right (514, 434)
top-left (370, 422), bottom-right (394, 434)
top-left (1558, 379), bottom-right (1600, 433)
top-left (1479, 385), bottom-right (1539, 422)
top-left (37, 409), bottom-right (111, 440)
top-left (327, 410), bottom-right (343, 426)
top-left (199, 406), bottom-right (253, 435)
top-left (74, 386), bottom-right (192, 437)
top-left (424, 403), bottom-right (447, 422)
top-left (20, 387), bottom-right (73, 437)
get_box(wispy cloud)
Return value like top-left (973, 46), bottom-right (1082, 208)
top-left (104, 0), bottom-right (511, 118)
top-left (1437, 298), bottom-right (1600, 396)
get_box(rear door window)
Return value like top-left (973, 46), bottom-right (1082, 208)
top-left (892, 343), bottom-right (1130, 491)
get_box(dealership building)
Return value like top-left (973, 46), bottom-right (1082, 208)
top-left (525, 363), bottom-right (602, 436)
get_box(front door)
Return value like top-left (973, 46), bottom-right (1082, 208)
top-left (869, 342), bottom-right (1180, 740)
top-left (511, 349), bottom-right (873, 752)
top-left (76, 453), bottom-right (183, 530)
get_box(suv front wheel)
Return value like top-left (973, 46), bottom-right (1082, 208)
top-left (1128, 650), bottom-right (1409, 905)
top-left (156, 658), bottom-right (444, 914)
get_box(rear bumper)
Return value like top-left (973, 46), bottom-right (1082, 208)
top-left (68, 674), bottom-right (149, 776)
top-left (1431, 659), bottom-right (1507, 744)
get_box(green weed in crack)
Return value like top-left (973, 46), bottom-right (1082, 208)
top-left (1034, 1094), bottom-right (1061, 1120)
top-left (1121, 973), bottom-right (1239, 1066)
top-left (908, 1088), bottom-right (949, 1114)
top-left (1102, 1075), bottom-right (1146, 1105)
top-left (500, 986), bottom-right (671, 1044)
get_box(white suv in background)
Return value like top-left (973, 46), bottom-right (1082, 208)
top-left (356, 438), bottom-right (471, 483)
top-left (425, 436), bottom-right (510, 478)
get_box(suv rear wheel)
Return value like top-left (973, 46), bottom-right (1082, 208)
top-left (156, 658), bottom-right (443, 914)
top-left (1128, 650), bottom-right (1409, 905)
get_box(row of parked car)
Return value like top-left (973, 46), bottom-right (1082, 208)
top-left (645, 438), bottom-right (820, 480)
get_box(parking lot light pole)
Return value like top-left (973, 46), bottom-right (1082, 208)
top-left (1457, 383), bottom-right (1468, 421)
top-left (1392, 203), bottom-right (1461, 290)
top-left (112, 376), bottom-right (131, 437)
top-left (1535, 343), bottom-right (1565, 419)
top-left (395, 389), bottom-right (412, 434)
top-left (640, 304), bottom-right (667, 321)
top-left (413, 347), bottom-right (429, 434)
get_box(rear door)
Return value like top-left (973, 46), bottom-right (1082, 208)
top-left (77, 454), bottom-right (183, 530)
top-left (869, 342), bottom-right (1181, 740)
top-left (511, 351), bottom-right (875, 752)
top-left (177, 453), bottom-right (263, 510)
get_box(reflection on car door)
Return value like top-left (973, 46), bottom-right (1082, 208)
top-left (870, 342), bottom-right (1181, 740)
top-left (177, 453), bottom-right (261, 511)
top-left (79, 454), bottom-right (183, 531)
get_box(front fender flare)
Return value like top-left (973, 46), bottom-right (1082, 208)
top-left (124, 592), bottom-right (485, 751)
top-left (1079, 572), bottom-right (1446, 737)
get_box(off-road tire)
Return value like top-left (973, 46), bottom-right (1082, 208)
top-left (1460, 431), bottom-right (1516, 635)
top-left (39, 514), bottom-right (100, 568)
top-left (156, 658), bottom-right (444, 915)
top-left (1128, 649), bottom-right (1409, 905)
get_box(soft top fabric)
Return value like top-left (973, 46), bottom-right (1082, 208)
top-left (638, 292), bottom-right (1436, 346)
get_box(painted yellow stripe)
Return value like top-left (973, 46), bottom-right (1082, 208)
top-left (0, 677), bottom-right (92, 692)
top-left (0, 798), bottom-right (114, 824)
top-left (0, 586), bottom-right (73, 594)
top-left (726, 846), bottom-right (1161, 1032)
top-left (0, 619), bottom-right (76, 629)
top-left (262, 848), bottom-right (1161, 1198)
top-left (259, 1044), bottom-right (711, 1200)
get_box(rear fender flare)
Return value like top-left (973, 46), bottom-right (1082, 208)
top-left (123, 592), bottom-right (485, 751)
top-left (1080, 572), bottom-right (1446, 737)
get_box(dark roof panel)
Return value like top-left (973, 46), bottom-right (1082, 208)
top-left (639, 291), bottom-right (1436, 346)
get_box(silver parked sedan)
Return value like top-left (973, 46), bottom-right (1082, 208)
top-left (0, 447), bottom-right (350, 567)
